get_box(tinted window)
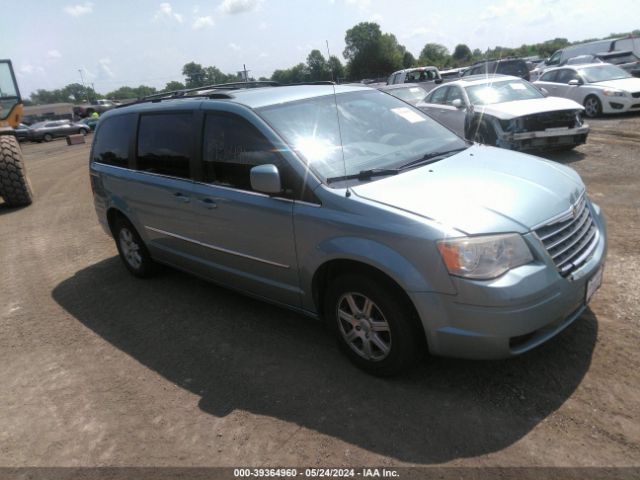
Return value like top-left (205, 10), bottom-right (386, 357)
top-left (93, 113), bottom-right (136, 168)
top-left (445, 86), bottom-right (464, 105)
top-left (137, 113), bottom-right (192, 179)
top-left (203, 114), bottom-right (287, 192)
top-left (428, 86), bottom-right (449, 104)
top-left (498, 61), bottom-right (529, 78)
top-left (555, 69), bottom-right (580, 84)
top-left (540, 70), bottom-right (558, 82)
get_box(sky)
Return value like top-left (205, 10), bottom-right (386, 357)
top-left (2, 0), bottom-right (639, 98)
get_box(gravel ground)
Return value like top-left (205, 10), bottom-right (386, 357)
top-left (0, 115), bottom-right (639, 469)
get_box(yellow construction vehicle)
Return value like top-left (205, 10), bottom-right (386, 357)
top-left (0, 59), bottom-right (33, 206)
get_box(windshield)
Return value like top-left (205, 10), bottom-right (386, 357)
top-left (578, 65), bottom-right (631, 82)
top-left (386, 86), bottom-right (427, 104)
top-left (257, 89), bottom-right (465, 185)
top-left (465, 80), bottom-right (544, 105)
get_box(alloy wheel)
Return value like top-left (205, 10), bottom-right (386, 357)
top-left (336, 292), bottom-right (392, 361)
top-left (119, 227), bottom-right (142, 270)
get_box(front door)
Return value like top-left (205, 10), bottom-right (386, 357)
top-left (188, 112), bottom-right (301, 307)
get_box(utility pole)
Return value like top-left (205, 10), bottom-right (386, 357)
top-left (91, 83), bottom-right (96, 102)
top-left (243, 64), bottom-right (249, 82)
top-left (78, 69), bottom-right (88, 103)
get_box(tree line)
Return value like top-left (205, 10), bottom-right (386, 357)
top-left (25, 23), bottom-right (640, 105)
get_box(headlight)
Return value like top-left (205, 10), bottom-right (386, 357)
top-left (437, 233), bottom-right (534, 279)
top-left (602, 89), bottom-right (626, 97)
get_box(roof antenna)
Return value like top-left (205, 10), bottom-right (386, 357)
top-left (326, 40), bottom-right (334, 82)
top-left (326, 39), bottom-right (347, 191)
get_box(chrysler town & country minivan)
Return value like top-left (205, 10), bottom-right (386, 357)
top-left (90, 84), bottom-right (606, 375)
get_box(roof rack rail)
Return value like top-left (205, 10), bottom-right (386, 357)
top-left (114, 80), bottom-right (337, 109)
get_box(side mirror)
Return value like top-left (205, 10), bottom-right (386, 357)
top-left (540, 87), bottom-right (549, 97)
top-left (250, 164), bottom-right (282, 195)
top-left (451, 98), bottom-right (464, 109)
top-left (568, 79), bottom-right (581, 86)
top-left (435, 78), bottom-right (443, 84)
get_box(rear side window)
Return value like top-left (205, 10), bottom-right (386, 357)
top-left (92, 113), bottom-right (136, 168)
top-left (137, 113), bottom-right (193, 179)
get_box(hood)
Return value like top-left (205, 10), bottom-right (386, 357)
top-left (351, 145), bottom-right (585, 235)
top-left (475, 97), bottom-right (583, 120)
top-left (589, 77), bottom-right (640, 92)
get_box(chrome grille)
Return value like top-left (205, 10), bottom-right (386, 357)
top-left (534, 195), bottom-right (599, 276)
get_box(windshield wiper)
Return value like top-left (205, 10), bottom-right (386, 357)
top-left (399, 146), bottom-right (469, 170)
top-left (326, 168), bottom-right (400, 184)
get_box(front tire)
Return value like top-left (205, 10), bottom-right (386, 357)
top-left (324, 274), bottom-right (421, 376)
top-left (113, 217), bottom-right (157, 278)
top-left (0, 135), bottom-right (34, 207)
top-left (583, 95), bottom-right (602, 118)
top-left (43, 133), bottom-right (53, 142)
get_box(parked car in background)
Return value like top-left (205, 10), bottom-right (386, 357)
top-left (80, 116), bottom-right (99, 131)
top-left (534, 63), bottom-right (640, 117)
top-left (27, 119), bottom-right (90, 142)
top-left (378, 83), bottom-right (429, 105)
top-left (461, 58), bottom-right (530, 81)
top-left (14, 122), bottom-right (30, 142)
top-left (387, 66), bottom-right (443, 90)
top-left (90, 83), bottom-right (606, 375)
top-left (417, 75), bottom-right (588, 151)
top-left (561, 51), bottom-right (640, 77)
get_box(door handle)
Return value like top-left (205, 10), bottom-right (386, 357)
top-left (173, 192), bottom-right (190, 203)
top-left (198, 197), bottom-right (217, 209)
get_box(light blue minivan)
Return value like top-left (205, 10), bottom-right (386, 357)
top-left (90, 84), bottom-right (606, 375)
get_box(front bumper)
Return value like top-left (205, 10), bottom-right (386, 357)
top-left (601, 96), bottom-right (640, 114)
top-left (497, 125), bottom-right (590, 151)
top-left (410, 201), bottom-right (607, 359)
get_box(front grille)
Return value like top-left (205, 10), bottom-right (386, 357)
top-left (520, 110), bottom-right (577, 131)
top-left (534, 195), bottom-right (599, 277)
top-left (631, 92), bottom-right (640, 98)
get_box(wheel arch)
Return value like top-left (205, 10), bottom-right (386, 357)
top-left (311, 258), bottom-right (428, 348)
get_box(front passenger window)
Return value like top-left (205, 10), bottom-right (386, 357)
top-left (202, 114), bottom-right (292, 194)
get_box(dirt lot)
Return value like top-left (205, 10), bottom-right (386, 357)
top-left (1, 116), bottom-right (639, 470)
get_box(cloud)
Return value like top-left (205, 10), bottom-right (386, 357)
top-left (63, 2), bottom-right (93, 17)
top-left (97, 58), bottom-right (115, 79)
top-left (258, 21), bottom-right (267, 30)
top-left (47, 50), bottom-right (62, 59)
top-left (154, 2), bottom-right (184, 23)
top-left (192, 15), bottom-right (214, 29)
top-left (259, 52), bottom-right (269, 58)
top-left (19, 64), bottom-right (45, 75)
top-left (218, 0), bottom-right (263, 15)
top-left (228, 42), bottom-right (241, 51)
top-left (345, 0), bottom-right (371, 9)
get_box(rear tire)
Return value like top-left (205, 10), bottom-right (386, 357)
top-left (583, 95), bottom-right (602, 118)
top-left (0, 135), bottom-right (34, 207)
top-left (113, 216), bottom-right (158, 278)
top-left (324, 274), bottom-right (421, 376)
top-left (43, 133), bottom-right (53, 142)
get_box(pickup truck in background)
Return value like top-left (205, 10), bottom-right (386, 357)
top-left (73, 99), bottom-right (120, 118)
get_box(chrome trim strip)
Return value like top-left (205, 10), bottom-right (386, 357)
top-left (531, 192), bottom-right (586, 231)
top-left (564, 230), bottom-right (600, 271)
top-left (145, 226), bottom-right (290, 269)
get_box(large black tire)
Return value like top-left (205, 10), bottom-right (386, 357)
top-left (113, 216), bottom-right (158, 278)
top-left (324, 273), bottom-right (421, 376)
top-left (0, 135), bottom-right (34, 207)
